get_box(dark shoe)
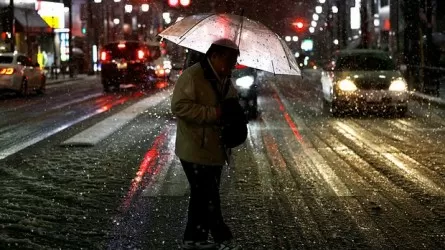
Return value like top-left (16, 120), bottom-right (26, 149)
top-left (182, 240), bottom-right (218, 250)
top-left (218, 240), bottom-right (241, 250)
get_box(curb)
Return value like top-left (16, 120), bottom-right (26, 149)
top-left (410, 91), bottom-right (445, 109)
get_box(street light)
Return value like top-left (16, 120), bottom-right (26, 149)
top-left (141, 4), bottom-right (149, 12)
top-left (332, 6), bottom-right (338, 14)
top-left (313, 14), bottom-right (319, 21)
top-left (94, 0), bottom-right (102, 3)
top-left (319, 0), bottom-right (326, 3)
top-left (315, 6), bottom-right (322, 14)
top-left (292, 36), bottom-right (298, 42)
top-left (114, 0), bottom-right (121, 2)
top-left (309, 27), bottom-right (315, 33)
top-left (285, 36), bottom-right (291, 42)
top-left (311, 21), bottom-right (317, 27)
top-left (125, 4), bottom-right (132, 13)
top-left (113, 18), bottom-right (120, 25)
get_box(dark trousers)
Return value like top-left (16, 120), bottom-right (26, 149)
top-left (181, 160), bottom-right (233, 243)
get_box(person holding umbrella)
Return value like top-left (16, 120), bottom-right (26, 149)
top-left (171, 38), bottom-right (242, 250)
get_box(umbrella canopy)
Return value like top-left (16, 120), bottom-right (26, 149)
top-left (159, 13), bottom-right (300, 75)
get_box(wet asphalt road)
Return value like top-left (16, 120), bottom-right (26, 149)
top-left (0, 71), bottom-right (444, 249)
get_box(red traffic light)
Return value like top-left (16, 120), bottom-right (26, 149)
top-left (292, 19), bottom-right (306, 32)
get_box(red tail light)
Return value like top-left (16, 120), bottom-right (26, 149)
top-left (100, 51), bottom-right (108, 61)
top-left (235, 64), bottom-right (247, 69)
top-left (137, 50), bottom-right (145, 60)
top-left (0, 68), bottom-right (14, 75)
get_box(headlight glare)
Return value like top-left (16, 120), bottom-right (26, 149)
top-left (235, 76), bottom-right (254, 89)
top-left (337, 79), bottom-right (357, 91)
top-left (389, 79), bottom-right (407, 91)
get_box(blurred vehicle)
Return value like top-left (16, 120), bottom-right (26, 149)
top-left (183, 50), bottom-right (259, 119)
top-left (321, 49), bottom-right (409, 116)
top-left (153, 55), bottom-right (172, 80)
top-left (0, 52), bottom-right (46, 96)
top-left (231, 64), bottom-right (259, 119)
top-left (99, 40), bottom-right (161, 92)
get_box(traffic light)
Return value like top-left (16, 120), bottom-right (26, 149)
top-left (81, 21), bottom-right (87, 34)
top-left (292, 18), bottom-right (306, 32)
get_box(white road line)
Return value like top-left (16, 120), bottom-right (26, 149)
top-left (335, 121), bottom-right (445, 196)
top-left (0, 112), bottom-right (98, 159)
top-left (270, 82), bottom-right (352, 197)
top-left (61, 89), bottom-right (172, 146)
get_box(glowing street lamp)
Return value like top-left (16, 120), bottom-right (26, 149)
top-left (125, 4), bottom-right (133, 13)
top-left (141, 4), bottom-right (149, 12)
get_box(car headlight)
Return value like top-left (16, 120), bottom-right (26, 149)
top-left (337, 79), bottom-right (357, 91)
top-left (389, 78), bottom-right (407, 91)
top-left (235, 76), bottom-right (254, 89)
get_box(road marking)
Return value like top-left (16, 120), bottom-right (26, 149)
top-left (335, 121), bottom-right (445, 196)
top-left (270, 82), bottom-right (352, 197)
top-left (61, 89), bottom-right (172, 146)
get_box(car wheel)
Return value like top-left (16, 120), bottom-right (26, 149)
top-left (331, 101), bottom-right (342, 117)
top-left (36, 76), bottom-right (46, 95)
top-left (102, 79), bottom-right (112, 93)
top-left (248, 107), bottom-right (259, 120)
top-left (19, 79), bottom-right (29, 97)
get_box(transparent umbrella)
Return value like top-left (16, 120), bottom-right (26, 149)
top-left (158, 13), bottom-right (300, 75)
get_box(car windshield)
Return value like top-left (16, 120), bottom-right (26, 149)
top-left (335, 54), bottom-right (396, 71)
top-left (0, 56), bottom-right (13, 64)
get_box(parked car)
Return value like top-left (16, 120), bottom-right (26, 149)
top-left (0, 52), bottom-right (46, 96)
top-left (321, 49), bottom-right (409, 116)
top-left (99, 40), bottom-right (161, 92)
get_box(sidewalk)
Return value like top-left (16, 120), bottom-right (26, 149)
top-left (46, 74), bottom-right (96, 85)
top-left (411, 82), bottom-right (445, 108)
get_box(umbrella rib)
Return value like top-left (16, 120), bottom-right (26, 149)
top-left (277, 34), bottom-right (293, 70)
top-left (178, 13), bottom-right (215, 44)
top-left (271, 60), bottom-right (276, 76)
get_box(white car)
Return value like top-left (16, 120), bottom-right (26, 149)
top-left (321, 49), bottom-right (409, 116)
top-left (0, 52), bottom-right (46, 96)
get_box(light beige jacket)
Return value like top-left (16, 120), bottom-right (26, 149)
top-left (171, 62), bottom-right (238, 166)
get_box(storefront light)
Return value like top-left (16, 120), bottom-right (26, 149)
top-left (125, 5), bottom-right (132, 13)
top-left (141, 4), bottom-right (149, 12)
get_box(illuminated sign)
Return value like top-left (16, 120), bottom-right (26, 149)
top-left (301, 39), bottom-right (314, 51)
top-left (41, 16), bottom-right (60, 29)
top-left (37, 1), bottom-right (65, 29)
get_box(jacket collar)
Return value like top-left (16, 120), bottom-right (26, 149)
top-left (200, 57), bottom-right (220, 83)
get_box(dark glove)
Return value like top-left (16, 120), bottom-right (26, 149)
top-left (220, 98), bottom-right (245, 124)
